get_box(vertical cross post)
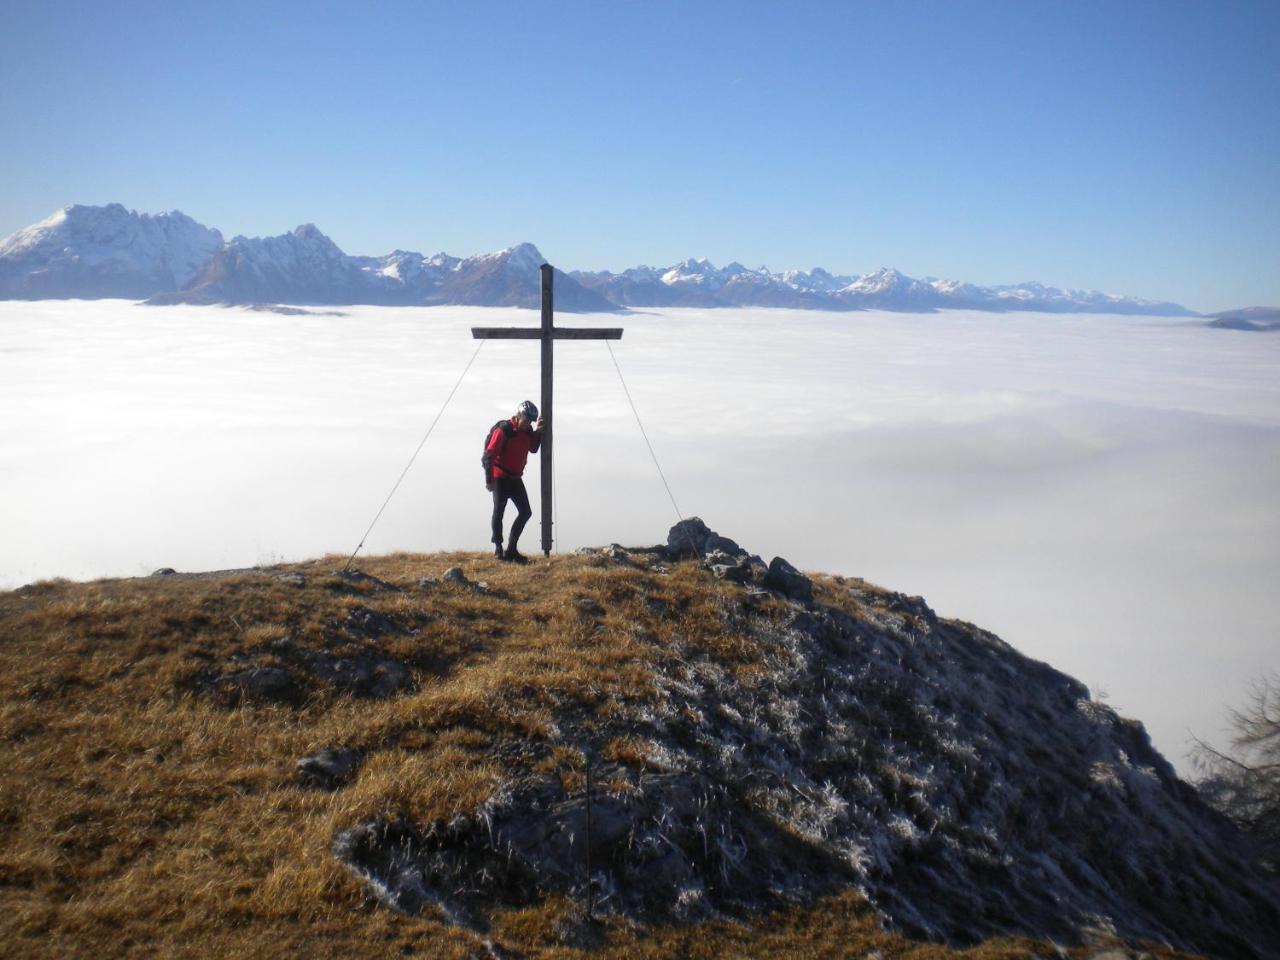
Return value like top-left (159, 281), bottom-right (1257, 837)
top-left (539, 265), bottom-right (554, 556)
top-left (471, 265), bottom-right (623, 558)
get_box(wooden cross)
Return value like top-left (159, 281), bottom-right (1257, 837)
top-left (471, 264), bottom-right (623, 556)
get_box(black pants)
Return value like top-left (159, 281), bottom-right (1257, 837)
top-left (491, 476), bottom-right (532, 549)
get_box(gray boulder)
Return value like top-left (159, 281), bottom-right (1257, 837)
top-left (666, 517), bottom-right (712, 557)
top-left (764, 557), bottom-right (813, 603)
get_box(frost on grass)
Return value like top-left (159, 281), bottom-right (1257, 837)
top-left (334, 539), bottom-right (1280, 959)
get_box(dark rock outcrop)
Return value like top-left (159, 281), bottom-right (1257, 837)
top-left (335, 528), bottom-right (1280, 958)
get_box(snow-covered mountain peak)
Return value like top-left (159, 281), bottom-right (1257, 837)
top-left (471, 242), bottom-right (546, 275)
top-left (0, 203), bottom-right (224, 296)
top-left (427, 252), bottom-right (462, 270)
top-left (869, 266), bottom-right (905, 281)
top-left (288, 223), bottom-right (346, 257)
top-left (663, 257), bottom-right (727, 287)
top-left (779, 266), bottom-right (851, 293)
top-left (504, 242), bottom-right (547, 273)
top-left (844, 267), bottom-right (905, 293)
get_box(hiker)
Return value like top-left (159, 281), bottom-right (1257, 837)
top-left (483, 400), bottom-right (544, 563)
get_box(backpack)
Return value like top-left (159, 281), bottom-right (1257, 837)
top-left (481, 419), bottom-right (514, 480)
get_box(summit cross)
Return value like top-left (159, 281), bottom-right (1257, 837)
top-left (471, 264), bottom-right (624, 557)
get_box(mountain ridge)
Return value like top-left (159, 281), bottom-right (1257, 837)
top-left (1, 204), bottom-right (1197, 315)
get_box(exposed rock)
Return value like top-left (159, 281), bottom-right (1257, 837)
top-left (305, 653), bottom-right (409, 698)
top-left (297, 747), bottom-right (362, 789)
top-left (886, 592), bottom-right (938, 626)
top-left (342, 605), bottom-right (405, 638)
top-left (273, 572), bottom-right (306, 587)
top-left (763, 556), bottom-right (813, 603)
top-left (602, 544), bottom-right (640, 566)
top-left (221, 666), bottom-right (295, 703)
top-left (194, 598), bottom-right (422, 703)
top-left (151, 567), bottom-right (176, 577)
top-left (666, 517), bottom-right (712, 557)
top-left (704, 551), bottom-right (752, 583)
top-left (704, 534), bottom-right (744, 558)
top-left (712, 563), bottom-right (752, 584)
top-left (330, 569), bottom-right (400, 594)
top-left (332, 535), bottom-right (1280, 955)
top-left (335, 770), bottom-right (846, 926)
top-left (667, 521), bottom-right (759, 575)
top-left (443, 567), bottom-right (468, 584)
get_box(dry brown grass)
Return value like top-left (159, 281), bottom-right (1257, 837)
top-left (0, 552), bottom-right (1201, 959)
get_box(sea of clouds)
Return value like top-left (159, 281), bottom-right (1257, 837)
top-left (2, 300), bottom-right (1277, 772)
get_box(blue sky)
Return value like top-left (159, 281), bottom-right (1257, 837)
top-left (1, 0), bottom-right (1277, 312)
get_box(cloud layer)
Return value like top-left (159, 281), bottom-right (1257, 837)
top-left (2, 302), bottom-right (1277, 772)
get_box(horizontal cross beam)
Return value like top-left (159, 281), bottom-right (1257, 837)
top-left (471, 326), bottom-right (624, 340)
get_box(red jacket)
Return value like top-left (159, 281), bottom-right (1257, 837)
top-left (486, 417), bottom-right (542, 479)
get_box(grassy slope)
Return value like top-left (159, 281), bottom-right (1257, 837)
top-left (0, 552), bottom-right (1194, 959)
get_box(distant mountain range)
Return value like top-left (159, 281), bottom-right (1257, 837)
top-left (0, 204), bottom-right (1200, 316)
top-left (571, 260), bottom-right (1197, 315)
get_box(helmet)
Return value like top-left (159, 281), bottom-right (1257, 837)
top-left (517, 400), bottom-right (539, 420)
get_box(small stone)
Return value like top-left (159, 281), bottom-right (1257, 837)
top-left (417, 577), bottom-right (438, 587)
top-left (151, 567), bottom-right (176, 577)
top-left (296, 747), bottom-right (361, 789)
top-left (443, 567), bottom-right (468, 584)
top-left (273, 572), bottom-right (306, 587)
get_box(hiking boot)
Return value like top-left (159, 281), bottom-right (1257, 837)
top-left (493, 544), bottom-right (504, 559)
top-left (504, 548), bottom-right (529, 565)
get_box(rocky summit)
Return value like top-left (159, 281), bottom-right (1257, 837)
top-left (333, 524), bottom-right (1280, 958)
top-left (0, 528), bottom-right (1275, 959)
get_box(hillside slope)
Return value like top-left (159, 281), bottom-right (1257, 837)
top-left (0, 525), bottom-right (1275, 959)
